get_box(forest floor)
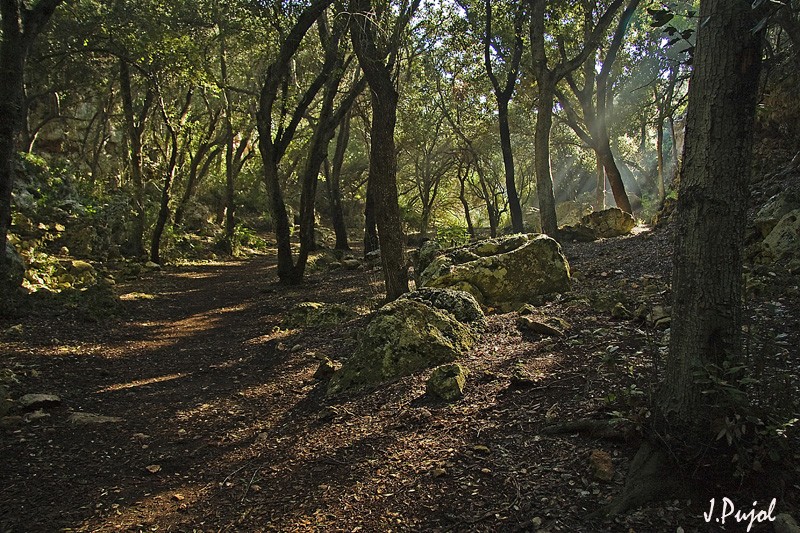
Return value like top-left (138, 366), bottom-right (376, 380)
top-left (1, 224), bottom-right (799, 533)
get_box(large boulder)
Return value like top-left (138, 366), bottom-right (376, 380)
top-left (581, 208), bottom-right (635, 238)
top-left (327, 299), bottom-right (475, 395)
top-left (398, 287), bottom-right (484, 325)
top-left (418, 234), bottom-right (570, 310)
top-left (3, 242), bottom-right (25, 289)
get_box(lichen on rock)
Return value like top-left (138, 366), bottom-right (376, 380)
top-left (398, 287), bottom-right (484, 325)
top-left (327, 299), bottom-right (475, 396)
top-left (417, 234), bottom-right (570, 311)
top-left (426, 363), bottom-right (469, 401)
top-left (284, 301), bottom-right (357, 329)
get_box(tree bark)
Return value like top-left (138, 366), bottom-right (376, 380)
top-left (594, 153), bottom-right (605, 210)
top-left (119, 59), bottom-right (153, 259)
top-left (528, 0), bottom-right (624, 235)
top-left (658, 0), bottom-right (762, 431)
top-left (484, 0), bottom-right (524, 233)
top-left (350, 0), bottom-right (416, 300)
top-left (533, 79), bottom-right (559, 236)
top-left (150, 89), bottom-right (192, 264)
top-left (256, 0), bottom-right (336, 283)
top-left (328, 109), bottom-right (352, 251)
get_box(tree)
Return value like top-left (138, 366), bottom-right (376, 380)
top-left (350, 0), bottom-right (419, 300)
top-left (482, 0), bottom-right (524, 232)
top-left (604, 0), bottom-right (765, 515)
top-left (527, 0), bottom-right (623, 235)
top-left (659, 0), bottom-right (763, 440)
top-left (256, 0), bottom-right (336, 283)
top-left (0, 0), bottom-right (64, 292)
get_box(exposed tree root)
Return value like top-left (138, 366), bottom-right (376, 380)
top-left (588, 440), bottom-right (690, 519)
top-left (540, 418), bottom-right (632, 441)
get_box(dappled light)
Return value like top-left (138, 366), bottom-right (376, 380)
top-left (2, 0), bottom-right (800, 531)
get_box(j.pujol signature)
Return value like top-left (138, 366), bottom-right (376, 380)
top-left (704, 497), bottom-right (777, 532)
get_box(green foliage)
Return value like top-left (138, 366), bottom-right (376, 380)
top-left (436, 224), bottom-right (470, 248)
top-left (693, 360), bottom-right (798, 479)
top-left (231, 224), bottom-right (267, 253)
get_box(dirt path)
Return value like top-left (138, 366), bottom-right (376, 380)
top-left (1, 231), bottom-right (798, 532)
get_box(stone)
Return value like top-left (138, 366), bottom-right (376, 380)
top-left (417, 240), bottom-right (442, 275)
top-left (649, 306), bottom-right (671, 329)
top-left (754, 191), bottom-right (800, 238)
top-left (398, 287), bottom-right (484, 324)
top-left (611, 302), bottom-right (632, 319)
top-left (18, 393), bottom-right (61, 411)
top-left (558, 224), bottom-right (597, 242)
top-left (581, 208), bottom-right (636, 238)
top-left (589, 449), bottom-right (614, 482)
top-left (775, 513), bottom-right (800, 533)
top-left (284, 302), bottom-right (357, 328)
top-left (313, 358), bottom-right (338, 380)
top-left (342, 258), bottom-right (361, 270)
top-left (327, 299), bottom-right (475, 395)
top-left (516, 315), bottom-right (567, 337)
top-left (3, 242), bottom-right (25, 289)
top-left (144, 261), bottom-right (161, 270)
top-left (68, 412), bottom-right (123, 424)
top-left (418, 234), bottom-right (570, 311)
top-left (761, 209), bottom-right (800, 264)
top-left (426, 363), bottom-right (469, 401)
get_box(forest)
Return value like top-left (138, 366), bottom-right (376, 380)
top-left (1, 0), bottom-right (800, 531)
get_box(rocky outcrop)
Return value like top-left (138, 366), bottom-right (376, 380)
top-left (557, 201), bottom-right (593, 227)
top-left (418, 234), bottom-right (570, 311)
top-left (327, 299), bottom-right (475, 395)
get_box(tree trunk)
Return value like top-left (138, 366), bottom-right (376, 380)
top-left (658, 0), bottom-right (762, 432)
top-left (366, 87), bottom-right (408, 299)
top-left (350, 0), bottom-right (414, 300)
top-left (0, 21), bottom-right (26, 289)
top-left (119, 60), bottom-right (151, 259)
top-left (656, 111), bottom-right (665, 201)
top-left (328, 109), bottom-right (351, 250)
top-left (151, 90), bottom-right (191, 264)
top-left (363, 176), bottom-right (379, 256)
top-left (597, 138), bottom-right (633, 214)
top-left (594, 152), bottom-right (605, 210)
top-left (534, 80), bottom-right (558, 236)
top-left (498, 99), bottom-right (522, 232)
top-left (0, 0), bottom-right (62, 290)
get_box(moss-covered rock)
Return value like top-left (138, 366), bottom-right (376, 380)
top-left (426, 363), bottom-right (469, 401)
top-left (284, 301), bottom-right (357, 329)
top-left (417, 240), bottom-right (442, 275)
top-left (418, 234), bottom-right (570, 311)
top-left (327, 299), bottom-right (475, 396)
top-left (398, 288), bottom-right (484, 325)
top-left (761, 209), bottom-right (800, 264)
top-left (581, 208), bottom-right (635, 238)
top-left (754, 191), bottom-right (800, 238)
